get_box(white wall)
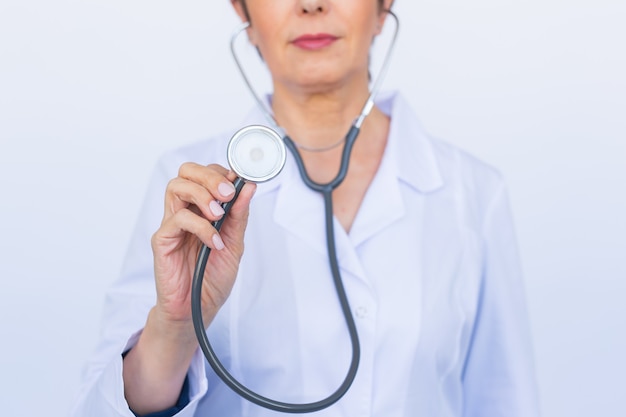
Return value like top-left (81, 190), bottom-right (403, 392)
top-left (1, 1), bottom-right (624, 415)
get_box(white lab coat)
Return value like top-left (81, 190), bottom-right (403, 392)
top-left (71, 92), bottom-right (540, 417)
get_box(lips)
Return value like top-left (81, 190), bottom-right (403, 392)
top-left (291, 33), bottom-right (338, 50)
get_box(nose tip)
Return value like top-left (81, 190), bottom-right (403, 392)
top-left (300, 0), bottom-right (325, 14)
top-left (303, 6), bottom-right (323, 14)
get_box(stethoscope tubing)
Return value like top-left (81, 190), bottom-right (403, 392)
top-left (282, 125), bottom-right (360, 193)
top-left (191, 174), bottom-right (361, 413)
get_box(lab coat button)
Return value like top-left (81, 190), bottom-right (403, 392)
top-left (355, 306), bottom-right (368, 319)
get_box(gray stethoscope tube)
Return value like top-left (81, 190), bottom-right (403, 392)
top-left (191, 10), bottom-right (399, 413)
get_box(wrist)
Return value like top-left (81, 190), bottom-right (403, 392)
top-left (145, 306), bottom-right (199, 351)
top-left (123, 307), bottom-right (200, 414)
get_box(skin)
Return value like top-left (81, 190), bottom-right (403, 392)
top-left (123, 0), bottom-right (394, 414)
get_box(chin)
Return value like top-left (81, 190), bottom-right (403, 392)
top-left (283, 76), bottom-right (347, 96)
top-left (281, 64), bottom-right (365, 94)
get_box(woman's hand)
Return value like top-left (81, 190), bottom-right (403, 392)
top-left (123, 162), bottom-right (256, 415)
top-left (152, 162), bottom-right (255, 326)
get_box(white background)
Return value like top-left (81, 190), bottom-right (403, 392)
top-left (1, 0), bottom-right (624, 416)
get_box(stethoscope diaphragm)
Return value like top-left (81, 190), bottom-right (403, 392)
top-left (227, 125), bottom-right (286, 183)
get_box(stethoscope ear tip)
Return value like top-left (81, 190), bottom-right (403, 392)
top-left (227, 125), bottom-right (286, 183)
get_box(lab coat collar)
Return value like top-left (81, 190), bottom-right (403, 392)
top-left (239, 91), bottom-right (444, 197)
top-left (377, 91), bottom-right (444, 194)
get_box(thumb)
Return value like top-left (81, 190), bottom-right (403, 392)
top-left (219, 181), bottom-right (257, 242)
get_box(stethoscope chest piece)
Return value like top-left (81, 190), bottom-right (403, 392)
top-left (227, 125), bottom-right (286, 183)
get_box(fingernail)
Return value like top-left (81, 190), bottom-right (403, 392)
top-left (218, 182), bottom-right (235, 198)
top-left (209, 200), bottom-right (225, 217)
top-left (212, 234), bottom-right (225, 250)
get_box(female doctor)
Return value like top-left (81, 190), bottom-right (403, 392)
top-left (72, 0), bottom-right (540, 416)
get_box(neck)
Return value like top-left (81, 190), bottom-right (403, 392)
top-left (270, 76), bottom-right (372, 150)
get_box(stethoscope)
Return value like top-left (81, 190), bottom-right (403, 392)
top-left (191, 10), bottom-right (399, 414)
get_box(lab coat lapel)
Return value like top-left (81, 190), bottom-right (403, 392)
top-left (273, 155), bottom-right (369, 281)
top-left (349, 93), bottom-right (444, 247)
top-left (273, 156), bottom-right (327, 256)
top-left (348, 154), bottom-right (405, 248)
